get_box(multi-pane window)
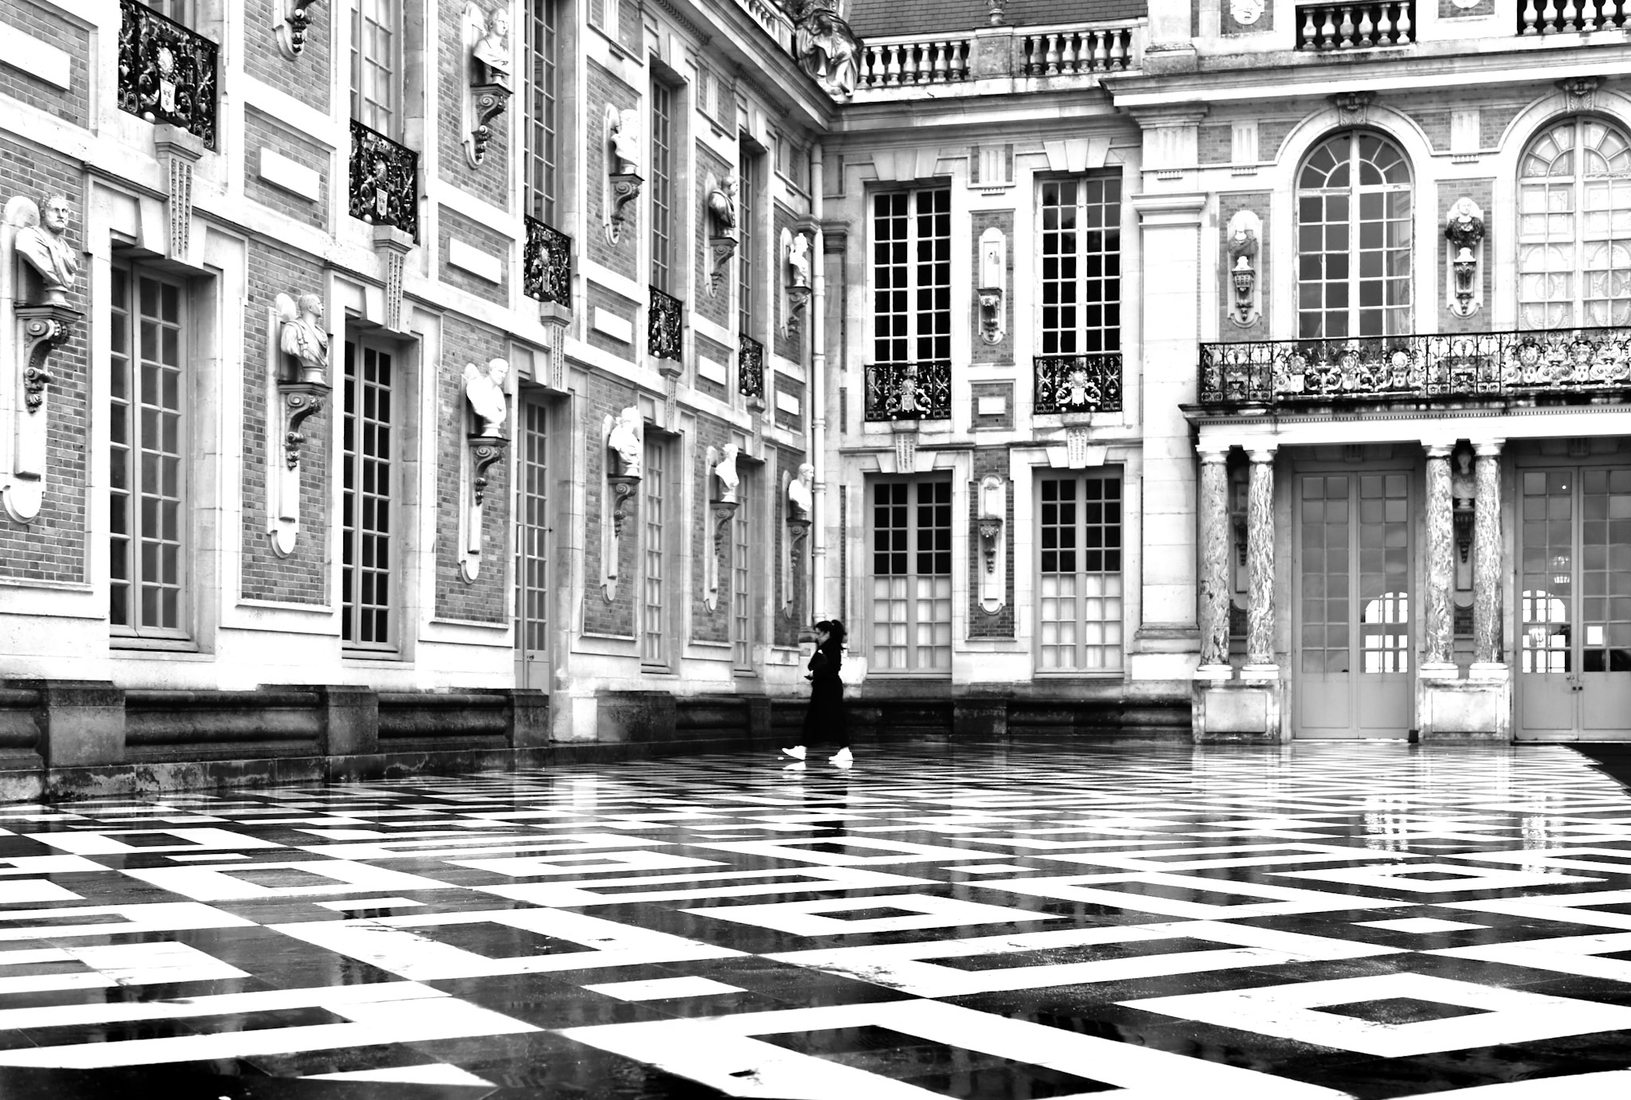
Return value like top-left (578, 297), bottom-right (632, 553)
top-left (731, 477), bottom-right (753, 670)
top-left (1037, 474), bottom-right (1123, 672)
top-left (650, 79), bottom-right (675, 291)
top-left (1296, 131), bottom-right (1412, 339)
top-left (342, 340), bottom-right (395, 650)
top-left (1039, 175), bottom-right (1121, 355)
top-left (869, 479), bottom-right (952, 673)
top-left (1518, 117), bottom-right (1631, 330)
top-left (351, 0), bottom-right (399, 134)
top-left (109, 261), bottom-right (187, 639)
top-left (523, 0), bottom-right (560, 224)
top-left (873, 188), bottom-right (951, 365)
top-left (515, 395), bottom-right (550, 660)
top-left (640, 436), bottom-right (667, 667)
top-left (738, 142), bottom-right (760, 335)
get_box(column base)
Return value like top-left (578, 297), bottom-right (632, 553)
top-left (1193, 675), bottom-right (1283, 743)
top-left (1417, 668), bottom-right (1511, 741)
top-left (1194, 663), bottom-right (1234, 682)
top-left (1468, 662), bottom-right (1510, 683)
top-left (1240, 663), bottom-right (1281, 681)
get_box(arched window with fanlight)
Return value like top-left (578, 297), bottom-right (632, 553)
top-left (1296, 131), bottom-right (1413, 340)
top-left (1518, 117), bottom-right (1631, 331)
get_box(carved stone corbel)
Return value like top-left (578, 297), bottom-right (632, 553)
top-left (601, 406), bottom-right (643, 601)
top-left (268, 292), bottom-right (331, 556)
top-left (154, 125), bottom-right (205, 264)
top-left (372, 224), bottom-right (415, 333)
top-left (603, 106), bottom-right (644, 245)
top-left (460, 358), bottom-right (510, 582)
top-left (780, 227), bottom-right (813, 338)
top-left (275, 0), bottom-right (323, 58)
top-left (5, 306), bottom-right (76, 523)
top-left (783, 463), bottom-right (813, 618)
top-left (976, 474), bottom-right (1006, 613)
top-left (463, 4), bottom-right (513, 168)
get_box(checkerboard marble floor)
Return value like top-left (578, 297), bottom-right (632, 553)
top-left (2, 742), bottom-right (1631, 1098)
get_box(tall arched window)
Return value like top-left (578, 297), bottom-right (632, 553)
top-left (1518, 117), bottom-right (1631, 330)
top-left (1296, 131), bottom-right (1413, 339)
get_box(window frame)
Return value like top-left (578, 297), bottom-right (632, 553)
top-left (870, 186), bottom-right (952, 368)
top-left (1036, 172), bottom-right (1123, 357)
top-left (1034, 470), bottom-right (1125, 675)
top-left (341, 335), bottom-right (401, 655)
top-left (1294, 129), bottom-right (1414, 340)
top-left (350, 0), bottom-right (402, 136)
top-left (523, 0), bottom-right (562, 225)
top-left (108, 257), bottom-right (192, 645)
top-left (1517, 114), bottom-right (1631, 331)
top-left (639, 431), bottom-right (670, 670)
top-left (866, 476), bottom-right (954, 676)
top-left (649, 76), bottom-right (676, 293)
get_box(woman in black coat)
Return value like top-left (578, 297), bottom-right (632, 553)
top-left (781, 620), bottom-right (851, 767)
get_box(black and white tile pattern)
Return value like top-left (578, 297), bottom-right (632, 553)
top-left (0, 743), bottom-right (1626, 1097)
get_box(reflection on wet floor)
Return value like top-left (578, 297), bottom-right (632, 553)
top-left (0, 742), bottom-right (1624, 1096)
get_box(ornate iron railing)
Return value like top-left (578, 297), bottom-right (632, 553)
top-left (523, 216), bottom-right (571, 308)
top-left (1295, 0), bottom-right (1414, 49)
top-left (348, 119), bottom-right (419, 240)
top-left (738, 333), bottom-right (765, 400)
top-left (1198, 328), bottom-right (1631, 408)
top-left (864, 360), bottom-right (952, 421)
top-left (648, 287), bottom-right (683, 362)
top-left (117, 0), bottom-right (218, 149)
top-left (1033, 353), bottom-right (1124, 414)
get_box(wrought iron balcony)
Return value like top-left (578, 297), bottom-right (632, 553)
top-left (348, 119), bottom-right (419, 240)
top-left (1034, 353), bottom-right (1123, 415)
top-left (864, 360), bottom-right (952, 422)
top-left (649, 287), bottom-right (683, 362)
top-left (738, 334), bottom-right (765, 400)
top-left (1295, 0), bottom-right (1414, 49)
top-left (117, 0), bottom-right (218, 149)
top-left (523, 216), bottom-right (571, 308)
top-left (1197, 327), bottom-right (1631, 409)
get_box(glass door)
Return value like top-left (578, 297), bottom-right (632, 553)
top-left (514, 391), bottom-right (551, 692)
top-left (1518, 467), bottom-right (1631, 740)
top-left (1296, 471), bottom-right (1412, 738)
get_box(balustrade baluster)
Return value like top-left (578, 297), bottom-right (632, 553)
top-left (1338, 6), bottom-right (1355, 46)
top-left (1357, 6), bottom-right (1374, 45)
top-left (935, 41), bottom-right (950, 81)
top-left (1581, 0), bottom-right (1599, 28)
top-left (1093, 30), bottom-right (1110, 69)
top-left (1046, 33), bottom-right (1061, 75)
top-left (1319, 10), bottom-right (1338, 47)
top-left (1109, 30), bottom-right (1127, 68)
top-left (1394, 1), bottom-right (1411, 41)
top-left (1376, 4), bottom-right (1395, 43)
top-left (1301, 8), bottom-right (1318, 46)
top-left (956, 41), bottom-right (971, 79)
top-left (1561, 0), bottom-right (1579, 29)
top-left (1520, 0), bottom-right (1539, 29)
top-left (1059, 33), bottom-right (1078, 72)
top-left (885, 43), bottom-right (902, 84)
top-left (1540, 0), bottom-right (1559, 31)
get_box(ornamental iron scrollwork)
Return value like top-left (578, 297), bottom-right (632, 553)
top-left (118, 0), bottom-right (219, 150)
top-left (738, 333), bottom-right (765, 400)
top-left (1033, 353), bottom-right (1124, 415)
top-left (349, 119), bottom-right (420, 240)
top-left (523, 216), bottom-right (571, 308)
top-left (1198, 327), bottom-right (1631, 408)
top-left (863, 360), bottom-right (952, 421)
top-left (648, 286), bottom-right (684, 363)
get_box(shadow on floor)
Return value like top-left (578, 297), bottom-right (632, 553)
top-left (1568, 744), bottom-right (1631, 792)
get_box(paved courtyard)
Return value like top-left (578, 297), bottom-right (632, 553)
top-left (0, 742), bottom-right (1628, 1097)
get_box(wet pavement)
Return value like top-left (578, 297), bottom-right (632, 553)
top-left (0, 740), bottom-right (1626, 1097)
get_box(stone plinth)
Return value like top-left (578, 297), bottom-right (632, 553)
top-left (1417, 667), bottom-right (1510, 741)
top-left (1193, 673), bottom-right (1282, 742)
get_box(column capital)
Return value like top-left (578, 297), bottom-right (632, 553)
top-left (1424, 442), bottom-right (1455, 459)
top-left (1473, 439), bottom-right (1505, 457)
top-left (1198, 445), bottom-right (1230, 464)
top-left (1247, 446), bottom-right (1276, 464)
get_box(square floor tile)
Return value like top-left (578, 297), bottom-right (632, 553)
top-left (686, 893), bottom-right (1059, 936)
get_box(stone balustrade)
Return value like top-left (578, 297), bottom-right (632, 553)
top-left (1294, 0), bottom-right (1415, 49)
top-left (1019, 24), bottom-right (1139, 75)
top-left (1518, 0), bottom-right (1631, 33)
top-left (852, 19), bottom-right (1143, 93)
top-left (859, 36), bottom-right (974, 88)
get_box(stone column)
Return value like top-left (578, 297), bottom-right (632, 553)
top-left (1424, 444), bottom-right (1456, 668)
top-left (1198, 447), bottom-right (1232, 669)
top-left (1473, 440), bottom-right (1504, 668)
top-left (1245, 447), bottom-right (1276, 671)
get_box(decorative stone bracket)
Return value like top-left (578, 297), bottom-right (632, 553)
top-left (780, 227), bottom-right (812, 337)
top-left (783, 464), bottom-right (813, 618)
top-left (708, 235), bottom-right (736, 297)
top-left (275, 0), bottom-right (322, 59)
top-left (977, 227), bottom-right (1005, 344)
top-left (459, 357), bottom-right (510, 582)
top-left (603, 105), bottom-right (643, 245)
top-left (5, 306), bottom-right (76, 523)
top-left (1445, 197), bottom-right (1485, 318)
top-left (1226, 209), bottom-right (1261, 327)
top-left (462, 4), bottom-right (512, 168)
top-left (372, 225), bottom-right (415, 333)
top-left (460, 434), bottom-right (508, 582)
top-left (267, 294), bottom-right (330, 557)
top-left (705, 499), bottom-right (737, 612)
top-left (155, 125), bottom-right (205, 265)
top-left (601, 406), bottom-right (643, 602)
top-left (977, 474), bottom-right (1006, 613)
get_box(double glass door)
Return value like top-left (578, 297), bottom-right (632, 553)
top-left (1518, 466), bottom-right (1631, 740)
top-left (1295, 471), bottom-right (1413, 738)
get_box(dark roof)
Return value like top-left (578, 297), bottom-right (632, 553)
top-left (847, 0), bottom-right (1147, 38)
